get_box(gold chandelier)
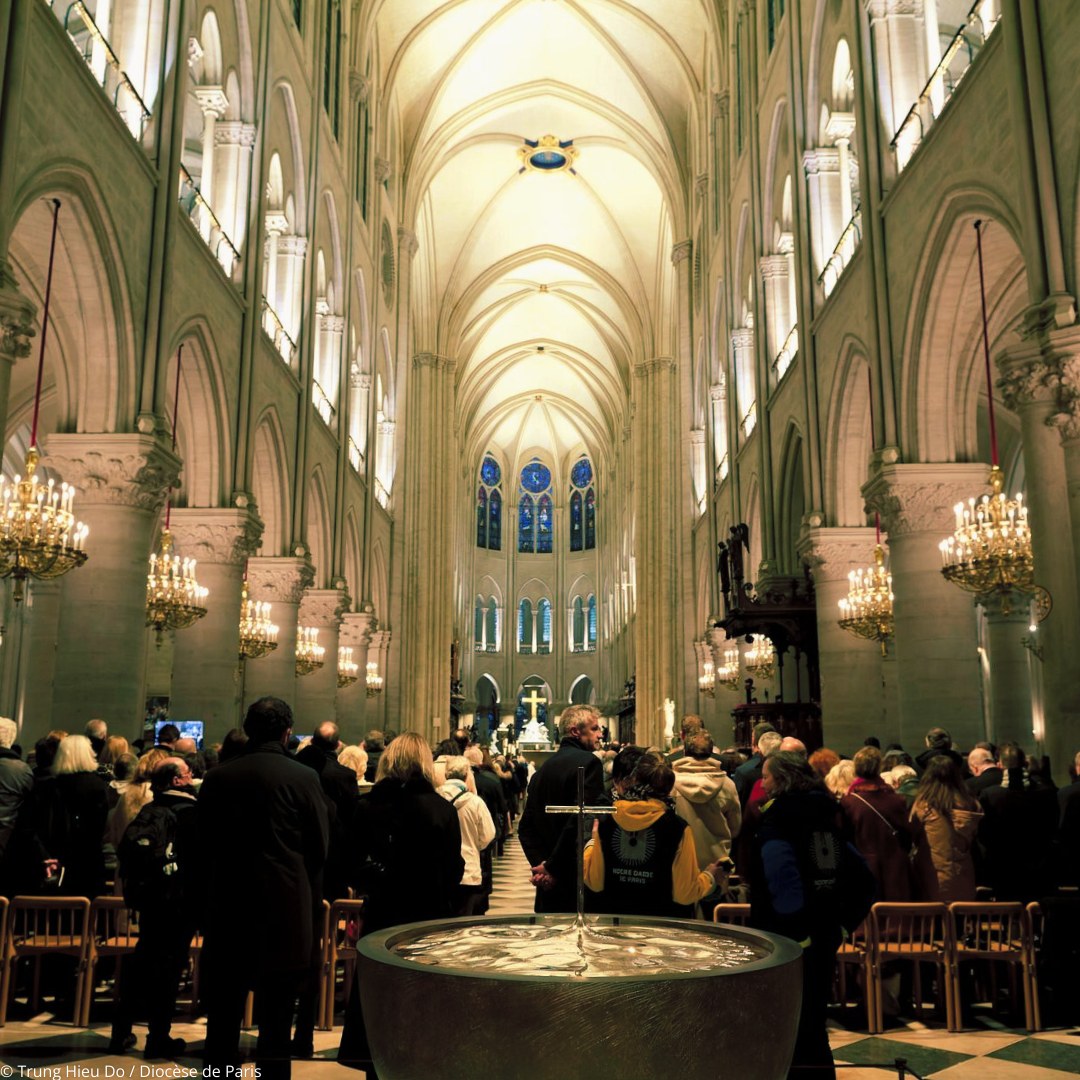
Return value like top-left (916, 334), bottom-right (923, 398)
top-left (146, 528), bottom-right (209, 646)
top-left (745, 635), bottom-right (775, 681)
top-left (238, 576), bottom-right (278, 659)
top-left (366, 659), bottom-right (384, 697)
top-left (698, 656), bottom-right (716, 698)
top-left (838, 544), bottom-right (895, 655)
top-left (0, 199), bottom-right (89, 603)
top-left (717, 646), bottom-right (741, 692)
top-left (939, 221), bottom-right (1035, 611)
top-left (295, 625), bottom-right (325, 676)
top-left (337, 645), bottom-right (359, 687)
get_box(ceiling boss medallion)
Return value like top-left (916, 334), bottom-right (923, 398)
top-left (519, 135), bottom-right (578, 174)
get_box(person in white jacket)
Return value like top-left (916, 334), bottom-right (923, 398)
top-left (438, 756), bottom-right (496, 915)
top-left (672, 732), bottom-right (742, 867)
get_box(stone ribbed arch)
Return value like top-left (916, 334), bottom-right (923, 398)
top-left (249, 406), bottom-right (291, 555)
top-left (823, 337), bottom-right (873, 527)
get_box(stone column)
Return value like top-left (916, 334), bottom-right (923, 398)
top-left (999, 330), bottom-right (1080, 777)
top-left (338, 609), bottom-right (376, 741)
top-left (863, 0), bottom-right (930, 145)
top-left (759, 254), bottom-right (792, 364)
top-left (214, 121), bottom-right (256, 252)
top-left (167, 508), bottom-right (262, 742)
top-left (863, 463), bottom-right (989, 751)
top-left (244, 556), bottom-right (314, 709)
top-left (368, 628), bottom-right (391, 731)
top-left (43, 434), bottom-right (180, 737)
top-left (0, 285), bottom-right (34, 456)
top-left (400, 354), bottom-right (455, 742)
top-left (294, 587), bottom-right (348, 732)
top-left (633, 357), bottom-right (678, 746)
top-left (980, 593), bottom-right (1035, 748)
top-left (825, 112), bottom-right (857, 228)
top-left (801, 527), bottom-right (896, 750)
top-left (193, 86), bottom-right (229, 235)
top-left (4, 580), bottom-right (60, 735)
top-left (730, 329), bottom-right (756, 436)
top-left (803, 148), bottom-right (841, 276)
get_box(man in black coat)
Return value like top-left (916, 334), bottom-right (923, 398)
top-left (199, 698), bottom-right (329, 1080)
top-left (966, 746), bottom-right (1003, 796)
top-left (733, 721), bottom-right (777, 806)
top-left (518, 704), bottom-right (604, 913)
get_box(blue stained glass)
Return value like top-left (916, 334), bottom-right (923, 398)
top-left (476, 487), bottom-right (487, 548)
top-left (520, 461), bottom-right (551, 493)
top-left (588, 595), bottom-right (597, 645)
top-left (481, 456), bottom-right (501, 486)
top-left (585, 488), bottom-right (596, 550)
top-left (569, 490), bottom-right (582, 551)
top-left (474, 599), bottom-right (484, 643)
top-left (518, 599), bottom-right (529, 647)
top-left (531, 150), bottom-right (567, 170)
top-left (571, 458), bottom-right (593, 488)
top-left (489, 489), bottom-right (501, 550)
top-left (537, 495), bottom-right (553, 553)
top-left (540, 600), bottom-right (552, 646)
top-left (518, 495), bottom-right (535, 553)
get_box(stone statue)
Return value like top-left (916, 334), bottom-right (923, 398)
top-left (521, 717), bottom-right (550, 745)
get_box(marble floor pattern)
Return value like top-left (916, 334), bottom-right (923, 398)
top-left (1, 827), bottom-right (1077, 1078)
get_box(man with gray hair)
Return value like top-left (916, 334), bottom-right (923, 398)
top-left (966, 746), bottom-right (1002, 796)
top-left (0, 717), bottom-right (32, 893)
top-left (518, 704), bottom-right (605, 913)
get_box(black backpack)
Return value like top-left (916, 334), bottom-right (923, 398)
top-left (802, 826), bottom-right (876, 934)
top-left (118, 804), bottom-right (179, 910)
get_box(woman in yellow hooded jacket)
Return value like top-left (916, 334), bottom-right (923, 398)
top-left (584, 747), bottom-right (726, 917)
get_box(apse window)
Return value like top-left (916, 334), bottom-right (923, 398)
top-left (569, 456), bottom-right (596, 552)
top-left (518, 136), bottom-right (578, 174)
top-left (477, 454), bottom-right (502, 551)
top-left (518, 459), bottom-right (554, 553)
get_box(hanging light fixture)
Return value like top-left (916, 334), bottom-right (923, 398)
top-left (745, 634), bottom-right (775, 681)
top-left (337, 645), bottom-right (359, 687)
top-left (365, 659), bottom-right (384, 697)
top-left (698, 656), bottom-right (716, 698)
top-left (939, 220), bottom-right (1034, 611)
top-left (146, 345), bottom-right (209, 646)
top-left (238, 572), bottom-right (278, 659)
top-left (0, 199), bottom-right (89, 602)
top-left (838, 514), bottom-right (895, 656)
top-left (295, 626), bottom-right (325, 676)
top-left (717, 645), bottom-right (741, 692)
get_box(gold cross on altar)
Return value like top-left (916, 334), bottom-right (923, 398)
top-left (523, 687), bottom-right (547, 722)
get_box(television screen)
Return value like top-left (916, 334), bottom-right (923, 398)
top-left (156, 719), bottom-right (205, 749)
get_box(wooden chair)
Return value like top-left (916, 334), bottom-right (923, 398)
top-left (946, 901), bottom-right (1037, 1031)
top-left (82, 896), bottom-right (139, 1026)
top-left (711, 903), bottom-right (751, 926)
top-left (867, 902), bottom-right (952, 1033)
top-left (1026, 901), bottom-right (1043, 1032)
top-left (835, 922), bottom-right (875, 1032)
top-left (322, 899), bottom-right (364, 1030)
top-left (0, 896), bottom-right (91, 1026)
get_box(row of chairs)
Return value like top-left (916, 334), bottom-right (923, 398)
top-left (714, 900), bottom-right (1043, 1034)
top-left (0, 895), bottom-right (366, 1031)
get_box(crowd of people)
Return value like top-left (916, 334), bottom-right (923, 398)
top-left (0, 705), bottom-right (1078, 1080)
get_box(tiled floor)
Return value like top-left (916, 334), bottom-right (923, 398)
top-left (1, 828), bottom-right (1076, 1078)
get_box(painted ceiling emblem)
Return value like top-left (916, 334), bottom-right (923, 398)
top-left (519, 135), bottom-right (578, 174)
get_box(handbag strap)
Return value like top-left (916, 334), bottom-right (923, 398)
top-left (850, 790), bottom-right (898, 835)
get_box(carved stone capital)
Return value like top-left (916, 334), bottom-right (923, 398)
top-left (340, 610), bottom-right (377, 647)
top-left (865, 0), bottom-right (924, 20)
top-left (194, 85), bottom-right (230, 119)
top-left (730, 328), bottom-right (754, 351)
top-left (633, 357), bottom-right (676, 379)
top-left (214, 121), bottom-right (257, 147)
top-left (803, 148), bottom-right (840, 176)
top-left (690, 428), bottom-right (705, 446)
top-left (862, 463), bottom-right (992, 538)
top-left (277, 234), bottom-right (308, 257)
top-left (352, 370), bottom-right (372, 391)
top-left (167, 507), bottom-right (264, 565)
top-left (710, 381), bottom-right (726, 402)
top-left (671, 240), bottom-right (692, 266)
top-left (369, 628), bottom-right (392, 653)
top-left (412, 352), bottom-right (455, 372)
top-left (798, 526), bottom-right (879, 581)
top-left (247, 555), bottom-right (315, 605)
top-left (320, 313), bottom-right (346, 334)
top-left (824, 111), bottom-right (857, 146)
top-left (0, 278), bottom-right (36, 361)
top-left (713, 91), bottom-right (730, 120)
top-left (398, 227), bottom-right (419, 257)
top-left (374, 156), bottom-right (393, 184)
top-left (377, 420), bottom-right (396, 436)
top-left (349, 71), bottom-right (370, 103)
top-left (299, 587), bottom-right (350, 628)
top-left (41, 433), bottom-right (181, 513)
top-left (759, 254), bottom-right (789, 280)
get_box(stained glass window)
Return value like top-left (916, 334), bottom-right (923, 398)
top-left (474, 598), bottom-right (484, 646)
top-left (585, 488), bottom-right (596, 550)
top-left (588, 595), bottom-right (597, 649)
top-left (573, 596), bottom-right (585, 649)
top-left (518, 495), bottom-right (535, 553)
top-left (488, 489), bottom-right (501, 550)
top-left (539, 599), bottom-right (552, 650)
top-left (518, 599), bottom-right (532, 651)
top-left (476, 487), bottom-right (487, 548)
top-left (487, 596), bottom-right (499, 650)
top-left (481, 456), bottom-right (501, 486)
top-left (569, 490), bottom-right (582, 551)
top-left (521, 460), bottom-right (551, 493)
top-left (537, 495), bottom-right (553, 553)
top-left (571, 458), bottom-right (593, 488)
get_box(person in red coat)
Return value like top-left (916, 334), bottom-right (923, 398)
top-left (841, 746), bottom-right (912, 902)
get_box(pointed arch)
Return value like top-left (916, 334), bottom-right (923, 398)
top-left (250, 407), bottom-right (291, 555)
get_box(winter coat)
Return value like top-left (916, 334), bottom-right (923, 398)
top-left (672, 757), bottom-right (741, 864)
top-left (841, 780), bottom-right (912, 901)
top-left (438, 778), bottom-right (495, 886)
top-left (909, 800), bottom-right (982, 902)
top-left (0, 748), bottom-right (32, 857)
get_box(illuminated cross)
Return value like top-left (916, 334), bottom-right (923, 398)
top-left (523, 687), bottom-right (547, 723)
top-left (546, 766), bottom-right (616, 922)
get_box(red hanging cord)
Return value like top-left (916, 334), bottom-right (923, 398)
top-left (164, 345), bottom-right (183, 530)
top-left (30, 199), bottom-right (62, 449)
top-left (974, 220), bottom-right (999, 467)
